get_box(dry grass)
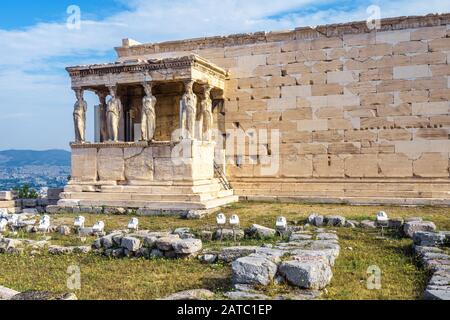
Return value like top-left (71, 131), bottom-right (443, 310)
top-left (0, 201), bottom-right (448, 300)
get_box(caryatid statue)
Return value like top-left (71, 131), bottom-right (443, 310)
top-left (180, 80), bottom-right (197, 139)
top-left (141, 82), bottom-right (157, 141)
top-left (95, 90), bottom-right (108, 142)
top-left (200, 84), bottom-right (213, 141)
top-left (106, 86), bottom-right (122, 142)
top-left (73, 88), bottom-right (87, 143)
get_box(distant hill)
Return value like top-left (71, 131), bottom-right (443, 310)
top-left (0, 149), bottom-right (71, 167)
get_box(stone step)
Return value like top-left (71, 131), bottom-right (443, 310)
top-left (203, 195), bottom-right (239, 209)
top-left (58, 194), bottom-right (239, 210)
top-left (234, 186), bottom-right (450, 199)
top-left (66, 181), bottom-right (224, 195)
top-left (217, 189), bottom-right (235, 198)
top-left (239, 195), bottom-right (450, 206)
top-left (60, 191), bottom-right (229, 202)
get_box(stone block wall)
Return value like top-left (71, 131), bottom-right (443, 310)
top-left (70, 141), bottom-right (215, 184)
top-left (115, 14), bottom-right (450, 203)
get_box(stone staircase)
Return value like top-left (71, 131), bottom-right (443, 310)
top-left (58, 178), bottom-right (238, 211)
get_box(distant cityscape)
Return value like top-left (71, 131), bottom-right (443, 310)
top-left (0, 149), bottom-right (70, 192)
top-left (0, 165), bottom-right (70, 191)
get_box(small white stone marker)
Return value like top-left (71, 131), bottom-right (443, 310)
top-left (276, 216), bottom-right (287, 231)
top-left (376, 211), bottom-right (389, 223)
top-left (74, 216), bottom-right (85, 228)
top-left (127, 217), bottom-right (139, 231)
top-left (216, 213), bottom-right (226, 226)
top-left (229, 214), bottom-right (240, 227)
top-left (0, 218), bottom-right (7, 232)
top-left (92, 221), bottom-right (105, 233)
top-left (37, 215), bottom-right (51, 233)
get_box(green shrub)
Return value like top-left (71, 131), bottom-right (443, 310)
top-left (13, 184), bottom-right (39, 199)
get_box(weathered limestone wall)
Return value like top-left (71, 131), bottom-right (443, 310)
top-left (115, 14), bottom-right (450, 203)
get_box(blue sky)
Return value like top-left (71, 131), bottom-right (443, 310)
top-left (0, 0), bottom-right (448, 151)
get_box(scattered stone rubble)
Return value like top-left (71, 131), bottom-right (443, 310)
top-left (223, 228), bottom-right (339, 299)
top-left (93, 228), bottom-right (203, 259)
top-left (0, 221), bottom-right (203, 260)
top-left (0, 236), bottom-right (48, 254)
top-left (245, 224), bottom-right (277, 239)
top-left (305, 213), bottom-right (437, 238)
top-left (413, 230), bottom-right (450, 300)
top-left (404, 220), bottom-right (437, 238)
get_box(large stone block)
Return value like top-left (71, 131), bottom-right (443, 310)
top-left (411, 26), bottom-right (446, 40)
top-left (313, 130), bottom-right (343, 143)
top-left (154, 158), bottom-right (175, 181)
top-left (281, 85), bottom-right (311, 98)
top-left (375, 30), bottom-right (410, 44)
top-left (121, 236), bottom-right (141, 252)
top-left (412, 102), bottom-right (449, 116)
top-left (267, 97), bottom-right (296, 111)
top-left (377, 104), bottom-right (412, 117)
top-left (326, 71), bottom-right (358, 84)
top-left (173, 239), bottom-right (202, 255)
top-left (378, 129), bottom-right (412, 141)
top-left (358, 43), bottom-right (392, 58)
top-left (378, 154), bottom-right (413, 177)
top-left (281, 156), bottom-right (312, 177)
top-left (413, 231), bottom-right (446, 247)
top-left (393, 65), bottom-right (431, 80)
top-left (313, 155), bottom-right (344, 177)
top-left (328, 143), bottom-right (360, 154)
top-left (404, 221), bottom-right (436, 238)
top-left (279, 258), bottom-right (333, 290)
top-left (345, 155), bottom-right (378, 177)
top-left (298, 143), bottom-right (327, 155)
top-left (429, 38), bottom-right (450, 52)
top-left (315, 107), bottom-right (343, 119)
top-left (282, 108), bottom-right (312, 120)
top-left (413, 153), bottom-right (449, 178)
top-left (311, 84), bottom-right (343, 96)
top-left (231, 256), bottom-right (278, 286)
top-left (124, 147), bottom-right (153, 181)
top-left (297, 120), bottom-right (328, 132)
top-left (71, 148), bottom-right (97, 182)
top-left (415, 129), bottom-right (448, 140)
top-left (97, 148), bottom-right (125, 181)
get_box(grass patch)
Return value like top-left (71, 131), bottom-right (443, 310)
top-left (0, 201), bottom-right (447, 300)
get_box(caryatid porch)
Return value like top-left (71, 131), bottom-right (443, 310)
top-left (59, 55), bottom-right (238, 212)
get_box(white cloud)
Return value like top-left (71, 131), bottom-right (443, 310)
top-left (0, 0), bottom-right (448, 149)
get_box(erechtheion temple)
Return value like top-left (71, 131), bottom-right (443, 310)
top-left (59, 13), bottom-right (450, 211)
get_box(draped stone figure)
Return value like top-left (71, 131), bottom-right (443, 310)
top-left (106, 86), bottom-right (122, 142)
top-left (141, 82), bottom-right (157, 141)
top-left (200, 85), bottom-right (213, 141)
top-left (73, 88), bottom-right (87, 143)
top-left (95, 91), bottom-right (108, 142)
top-left (180, 80), bottom-right (197, 139)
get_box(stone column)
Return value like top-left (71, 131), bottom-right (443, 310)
top-left (106, 86), bottom-right (122, 142)
top-left (180, 80), bottom-right (197, 140)
top-left (95, 90), bottom-right (108, 142)
top-left (141, 82), bottom-right (157, 141)
top-left (200, 84), bottom-right (213, 141)
top-left (73, 88), bottom-right (87, 143)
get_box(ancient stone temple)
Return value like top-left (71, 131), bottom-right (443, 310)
top-left (61, 13), bottom-right (450, 210)
top-left (60, 55), bottom-right (239, 212)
